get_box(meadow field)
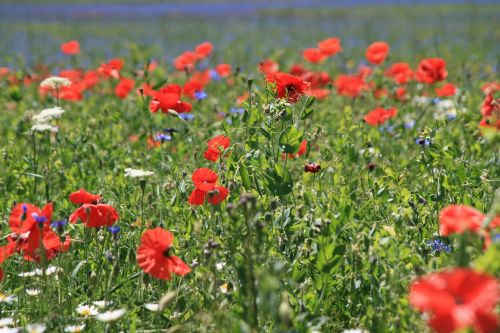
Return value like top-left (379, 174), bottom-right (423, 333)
top-left (0, 2), bottom-right (499, 332)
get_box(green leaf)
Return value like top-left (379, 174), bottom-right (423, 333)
top-left (279, 126), bottom-right (303, 154)
top-left (265, 164), bottom-right (293, 196)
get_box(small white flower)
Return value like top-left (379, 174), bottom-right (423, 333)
top-left (219, 283), bottom-right (228, 294)
top-left (0, 327), bottom-right (20, 333)
top-left (25, 323), bottom-right (46, 333)
top-left (40, 76), bottom-right (71, 89)
top-left (26, 289), bottom-right (41, 296)
top-left (144, 303), bottom-right (159, 312)
top-left (412, 96), bottom-right (430, 107)
top-left (215, 262), bottom-right (225, 271)
top-left (32, 107), bottom-right (65, 124)
top-left (31, 124), bottom-right (59, 133)
top-left (341, 329), bottom-right (365, 333)
top-left (0, 318), bottom-right (15, 327)
top-left (96, 309), bottom-right (126, 322)
top-left (64, 325), bottom-right (85, 333)
top-left (76, 305), bottom-right (99, 317)
top-left (0, 293), bottom-right (17, 304)
top-left (18, 271), bottom-right (37, 278)
top-left (43, 266), bottom-right (63, 276)
top-left (92, 300), bottom-right (112, 309)
top-left (124, 168), bottom-right (154, 179)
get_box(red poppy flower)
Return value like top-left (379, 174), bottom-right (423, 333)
top-left (188, 168), bottom-right (229, 206)
top-left (374, 88), bottom-right (388, 99)
top-left (114, 78), bottom-right (135, 99)
top-left (83, 70), bottom-right (99, 89)
top-left (416, 58), bottom-right (448, 84)
top-left (317, 37), bottom-right (342, 56)
top-left (334, 74), bottom-right (367, 98)
top-left (174, 51), bottom-right (197, 72)
top-left (203, 135), bottom-right (231, 162)
top-left (303, 48), bottom-right (328, 63)
top-left (481, 93), bottom-right (499, 117)
top-left (364, 107), bottom-right (398, 126)
top-left (259, 59), bottom-right (279, 75)
top-left (9, 203), bottom-right (53, 234)
top-left (183, 79), bottom-right (205, 100)
top-left (149, 84), bottom-right (192, 114)
top-left (137, 227), bottom-right (191, 280)
top-left (304, 163), bottom-right (321, 173)
top-left (215, 63), bottom-right (232, 78)
top-left (435, 83), bottom-right (456, 97)
top-left (191, 168), bottom-right (218, 191)
top-left (366, 42), bottom-right (390, 65)
top-left (195, 42), bottom-right (213, 59)
top-left (61, 40), bottom-right (80, 55)
top-left (69, 188), bottom-right (102, 205)
top-left (439, 205), bottom-right (485, 237)
top-left (385, 62), bottom-right (414, 84)
top-left (410, 268), bottom-right (498, 333)
top-left (69, 204), bottom-right (119, 228)
top-left (98, 58), bottom-right (124, 79)
top-left (289, 64), bottom-right (306, 76)
top-left (481, 82), bottom-right (500, 95)
top-left (302, 71), bottom-right (330, 88)
top-left (479, 117), bottom-right (500, 131)
top-left (269, 72), bottom-right (310, 103)
top-left (395, 87), bottom-right (409, 101)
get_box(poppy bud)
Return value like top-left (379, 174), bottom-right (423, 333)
top-left (247, 77), bottom-right (253, 88)
top-left (367, 162), bottom-right (376, 171)
top-left (304, 163), bottom-right (321, 173)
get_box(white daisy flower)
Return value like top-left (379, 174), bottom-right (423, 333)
top-left (144, 303), bottom-right (159, 312)
top-left (124, 168), bottom-right (154, 179)
top-left (25, 324), bottom-right (46, 333)
top-left (341, 329), bottom-right (365, 333)
top-left (43, 266), bottom-right (63, 276)
top-left (0, 318), bottom-right (15, 327)
top-left (76, 305), bottom-right (99, 317)
top-left (31, 124), bottom-right (59, 133)
top-left (95, 309), bottom-right (126, 322)
top-left (92, 300), bottom-right (112, 309)
top-left (18, 271), bottom-right (37, 278)
top-left (412, 96), bottom-right (430, 107)
top-left (0, 293), bottom-right (17, 304)
top-left (64, 325), bottom-right (85, 333)
top-left (215, 262), bottom-right (225, 271)
top-left (0, 327), bottom-right (20, 333)
top-left (39, 76), bottom-right (71, 89)
top-left (26, 289), bottom-right (41, 296)
top-left (32, 107), bottom-right (65, 124)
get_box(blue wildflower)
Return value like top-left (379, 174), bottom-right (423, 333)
top-left (195, 91), bottom-right (207, 100)
top-left (31, 213), bottom-right (47, 224)
top-left (229, 107), bottom-right (245, 115)
top-left (415, 138), bottom-right (431, 147)
top-left (427, 239), bottom-right (451, 253)
top-left (404, 120), bottom-right (415, 129)
top-left (209, 69), bottom-right (221, 81)
top-left (108, 226), bottom-right (121, 235)
top-left (179, 113), bottom-right (194, 121)
top-left (51, 219), bottom-right (67, 229)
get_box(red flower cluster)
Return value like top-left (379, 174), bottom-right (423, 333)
top-left (1, 202), bottom-right (70, 270)
top-left (384, 62), bottom-right (413, 85)
top-left (188, 168), bottom-right (229, 205)
top-left (114, 77), bottom-right (135, 99)
top-left (364, 107), bottom-right (398, 126)
top-left (479, 93), bottom-right (500, 131)
top-left (334, 74), bottom-right (367, 98)
top-left (174, 41), bottom-right (213, 72)
top-left (303, 37), bottom-right (343, 64)
top-left (410, 268), bottom-right (498, 333)
top-left (137, 227), bottom-right (190, 280)
top-left (203, 135), bottom-right (231, 162)
top-left (69, 188), bottom-right (119, 228)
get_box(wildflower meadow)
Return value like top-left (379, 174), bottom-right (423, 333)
top-left (0, 1), bottom-right (499, 332)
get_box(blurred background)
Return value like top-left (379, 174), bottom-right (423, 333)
top-left (0, 0), bottom-right (499, 69)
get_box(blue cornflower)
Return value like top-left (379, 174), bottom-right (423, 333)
top-left (404, 120), bottom-right (415, 129)
top-left (431, 97), bottom-right (441, 105)
top-left (427, 239), bottom-right (451, 253)
top-left (195, 91), bottom-right (207, 100)
top-left (108, 226), bottom-right (121, 235)
top-left (209, 69), bottom-right (221, 81)
top-left (415, 138), bottom-right (431, 147)
top-left (157, 133), bottom-right (172, 142)
top-left (179, 113), bottom-right (194, 121)
top-left (31, 213), bottom-right (47, 224)
top-left (51, 219), bottom-right (67, 229)
top-left (229, 107), bottom-right (245, 115)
